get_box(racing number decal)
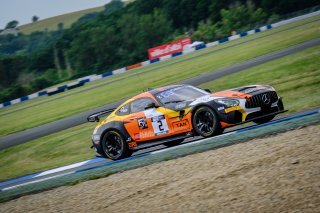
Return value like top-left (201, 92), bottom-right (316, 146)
top-left (151, 115), bottom-right (169, 136)
top-left (158, 120), bottom-right (164, 131)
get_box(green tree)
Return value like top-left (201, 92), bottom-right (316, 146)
top-left (192, 22), bottom-right (219, 42)
top-left (5, 20), bottom-right (19, 29)
top-left (32, 16), bottom-right (39, 23)
top-left (104, 0), bottom-right (124, 15)
top-left (218, 1), bottom-right (267, 35)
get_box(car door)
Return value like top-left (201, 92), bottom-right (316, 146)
top-left (123, 98), bottom-right (170, 142)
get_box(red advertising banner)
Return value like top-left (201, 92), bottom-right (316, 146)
top-left (148, 38), bottom-right (191, 60)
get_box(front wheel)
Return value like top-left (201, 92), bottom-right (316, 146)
top-left (192, 106), bottom-right (221, 137)
top-left (101, 130), bottom-right (132, 160)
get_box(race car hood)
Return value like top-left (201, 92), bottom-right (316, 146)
top-left (170, 85), bottom-right (275, 111)
top-left (211, 85), bottom-right (275, 99)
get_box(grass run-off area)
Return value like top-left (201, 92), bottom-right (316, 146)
top-left (0, 15), bottom-right (319, 137)
top-left (0, 42), bottom-right (319, 181)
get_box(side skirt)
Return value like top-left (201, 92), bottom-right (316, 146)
top-left (131, 133), bottom-right (192, 151)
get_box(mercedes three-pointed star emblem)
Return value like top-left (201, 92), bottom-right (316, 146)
top-left (262, 94), bottom-right (270, 104)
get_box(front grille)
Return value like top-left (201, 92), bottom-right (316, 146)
top-left (245, 91), bottom-right (278, 108)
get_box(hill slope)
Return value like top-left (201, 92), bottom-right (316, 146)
top-left (18, 6), bottom-right (104, 34)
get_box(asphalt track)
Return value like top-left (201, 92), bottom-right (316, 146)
top-left (1, 108), bottom-right (319, 191)
top-left (0, 38), bottom-right (319, 150)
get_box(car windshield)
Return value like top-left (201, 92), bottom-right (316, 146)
top-left (155, 85), bottom-right (208, 105)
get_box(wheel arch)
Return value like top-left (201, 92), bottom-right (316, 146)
top-left (94, 121), bottom-right (131, 158)
top-left (190, 103), bottom-right (222, 137)
top-left (190, 103), bottom-right (220, 119)
top-left (99, 126), bottom-right (133, 160)
top-left (99, 121), bottom-right (131, 144)
top-left (190, 102), bottom-right (223, 135)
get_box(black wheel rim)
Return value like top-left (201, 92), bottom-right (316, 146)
top-left (195, 110), bottom-right (214, 135)
top-left (105, 133), bottom-right (123, 158)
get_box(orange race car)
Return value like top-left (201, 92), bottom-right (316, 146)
top-left (88, 84), bottom-right (286, 160)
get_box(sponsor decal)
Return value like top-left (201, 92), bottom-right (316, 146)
top-left (148, 38), bottom-right (191, 60)
top-left (173, 120), bottom-right (189, 131)
top-left (175, 102), bottom-right (187, 109)
top-left (156, 90), bottom-right (175, 99)
top-left (119, 106), bottom-right (128, 113)
top-left (128, 141), bottom-right (137, 148)
top-left (126, 137), bottom-right (132, 142)
top-left (134, 133), bottom-right (140, 140)
top-left (218, 106), bottom-right (225, 111)
top-left (137, 117), bottom-right (148, 129)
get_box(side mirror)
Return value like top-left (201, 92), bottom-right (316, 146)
top-left (145, 102), bottom-right (159, 110)
top-left (204, 88), bottom-right (212, 93)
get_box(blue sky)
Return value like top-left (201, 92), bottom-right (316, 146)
top-left (0, 0), bottom-right (113, 29)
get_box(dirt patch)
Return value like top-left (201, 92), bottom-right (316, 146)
top-left (1, 125), bottom-right (319, 213)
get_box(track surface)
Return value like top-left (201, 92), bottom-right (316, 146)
top-left (1, 109), bottom-right (318, 191)
top-left (0, 38), bottom-right (319, 150)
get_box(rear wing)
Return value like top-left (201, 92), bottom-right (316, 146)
top-left (87, 108), bottom-right (116, 122)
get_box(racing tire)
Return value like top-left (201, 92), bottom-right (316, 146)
top-left (215, 127), bottom-right (225, 135)
top-left (192, 106), bottom-right (221, 138)
top-left (253, 115), bottom-right (275, 124)
top-left (163, 138), bottom-right (184, 147)
top-left (101, 130), bottom-right (132, 160)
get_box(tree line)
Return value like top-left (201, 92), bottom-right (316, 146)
top-left (0, 0), bottom-right (319, 102)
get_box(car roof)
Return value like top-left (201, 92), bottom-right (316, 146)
top-left (131, 84), bottom-right (186, 100)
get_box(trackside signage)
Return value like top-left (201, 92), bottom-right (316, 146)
top-left (148, 38), bottom-right (191, 60)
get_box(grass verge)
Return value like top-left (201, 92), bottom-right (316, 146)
top-left (200, 45), bottom-right (320, 113)
top-left (0, 123), bottom-right (93, 181)
top-left (0, 44), bottom-right (319, 181)
top-left (0, 16), bottom-right (319, 136)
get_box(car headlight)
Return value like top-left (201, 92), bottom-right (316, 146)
top-left (215, 99), bottom-right (239, 107)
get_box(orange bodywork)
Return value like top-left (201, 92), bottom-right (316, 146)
top-left (122, 107), bottom-right (193, 146)
top-left (99, 92), bottom-right (193, 146)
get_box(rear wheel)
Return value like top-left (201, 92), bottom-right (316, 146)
top-left (253, 115), bottom-right (275, 124)
top-left (163, 138), bottom-right (184, 147)
top-left (192, 106), bottom-right (221, 137)
top-left (101, 130), bottom-right (132, 160)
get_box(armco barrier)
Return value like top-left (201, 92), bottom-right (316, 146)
top-left (1, 10), bottom-right (319, 109)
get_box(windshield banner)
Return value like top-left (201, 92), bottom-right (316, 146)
top-left (148, 38), bottom-right (191, 60)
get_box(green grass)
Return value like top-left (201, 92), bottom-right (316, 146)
top-left (200, 45), bottom-right (320, 113)
top-left (0, 123), bottom-right (93, 181)
top-left (0, 43), bottom-right (319, 181)
top-left (1, 15), bottom-right (319, 136)
top-left (19, 6), bottom-right (104, 34)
